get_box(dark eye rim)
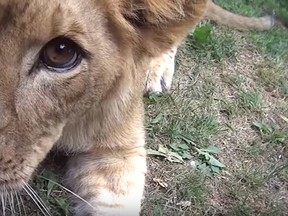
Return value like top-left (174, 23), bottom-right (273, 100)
top-left (39, 36), bottom-right (83, 73)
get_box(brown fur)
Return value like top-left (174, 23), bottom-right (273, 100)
top-left (0, 0), bottom-right (276, 215)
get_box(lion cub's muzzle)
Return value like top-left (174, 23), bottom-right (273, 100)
top-left (0, 132), bottom-right (33, 193)
top-left (0, 123), bottom-right (64, 193)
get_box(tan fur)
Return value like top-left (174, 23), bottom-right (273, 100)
top-left (0, 0), bottom-right (208, 215)
top-left (0, 0), bottom-right (278, 215)
top-left (205, 1), bottom-right (274, 31)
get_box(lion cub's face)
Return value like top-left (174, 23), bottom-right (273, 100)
top-left (0, 0), bottom-right (126, 192)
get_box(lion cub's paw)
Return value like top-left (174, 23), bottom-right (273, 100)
top-left (145, 48), bottom-right (177, 95)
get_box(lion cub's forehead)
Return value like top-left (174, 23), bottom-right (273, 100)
top-left (0, 0), bottom-right (102, 41)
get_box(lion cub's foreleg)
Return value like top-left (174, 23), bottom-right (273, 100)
top-left (145, 47), bottom-right (177, 94)
top-left (65, 146), bottom-right (146, 216)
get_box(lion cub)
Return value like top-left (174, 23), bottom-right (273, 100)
top-left (0, 0), bottom-right (207, 215)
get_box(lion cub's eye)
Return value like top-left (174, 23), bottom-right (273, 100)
top-left (40, 37), bottom-right (82, 72)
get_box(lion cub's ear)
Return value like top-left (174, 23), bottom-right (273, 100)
top-left (124, 0), bottom-right (208, 55)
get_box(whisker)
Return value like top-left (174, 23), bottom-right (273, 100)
top-left (7, 192), bottom-right (16, 216)
top-left (22, 186), bottom-right (49, 216)
top-left (19, 194), bottom-right (27, 216)
top-left (24, 183), bottom-right (51, 216)
top-left (12, 192), bottom-right (16, 216)
top-left (14, 191), bottom-right (22, 216)
top-left (1, 192), bottom-right (6, 216)
top-left (39, 175), bottom-right (97, 211)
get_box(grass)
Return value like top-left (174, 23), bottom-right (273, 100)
top-left (185, 24), bottom-right (239, 62)
top-left (4, 0), bottom-right (288, 215)
top-left (142, 0), bottom-right (288, 215)
top-left (213, 0), bottom-right (288, 60)
top-left (238, 89), bottom-right (263, 112)
top-left (256, 61), bottom-right (288, 98)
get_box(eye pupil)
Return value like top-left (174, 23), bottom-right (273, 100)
top-left (40, 37), bottom-right (81, 72)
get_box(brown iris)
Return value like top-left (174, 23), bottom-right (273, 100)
top-left (40, 37), bottom-right (81, 72)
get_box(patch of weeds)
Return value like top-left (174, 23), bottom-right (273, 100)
top-left (172, 131), bottom-right (225, 176)
top-left (147, 112), bottom-right (166, 135)
top-left (32, 170), bottom-right (72, 216)
top-left (201, 77), bottom-right (218, 98)
top-left (214, 0), bottom-right (261, 16)
top-left (176, 172), bottom-right (207, 206)
top-left (147, 136), bottom-right (225, 177)
top-left (258, 0), bottom-right (288, 25)
top-left (191, 115), bottom-right (219, 141)
top-left (144, 92), bottom-right (164, 105)
top-left (242, 171), bottom-right (266, 190)
top-left (147, 111), bottom-right (224, 176)
top-left (193, 24), bottom-right (212, 43)
top-left (221, 74), bottom-right (247, 89)
top-left (253, 121), bottom-right (287, 144)
top-left (257, 63), bottom-right (288, 98)
top-left (143, 169), bottom-right (208, 215)
top-left (165, 114), bottom-right (219, 149)
top-left (186, 24), bottom-right (238, 62)
top-left (145, 93), bottom-right (174, 138)
top-left (147, 144), bottom-right (185, 164)
top-left (238, 89), bottom-right (263, 112)
top-left (54, 198), bottom-right (70, 216)
top-left (152, 208), bottom-right (163, 216)
top-left (249, 30), bottom-right (288, 60)
top-left (267, 163), bottom-right (288, 182)
top-left (220, 100), bottom-right (241, 118)
top-left (141, 195), bottom-right (166, 216)
top-left (259, 207), bottom-right (288, 216)
top-left (215, 0), bottom-right (288, 23)
top-left (196, 146), bottom-right (225, 176)
top-left (245, 120), bottom-right (287, 160)
top-left (169, 142), bottom-right (193, 160)
top-left (229, 205), bottom-right (251, 216)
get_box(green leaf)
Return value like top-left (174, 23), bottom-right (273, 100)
top-left (151, 113), bottom-right (164, 124)
top-left (158, 144), bottom-right (170, 154)
top-left (47, 180), bottom-right (56, 197)
top-left (193, 24), bottom-right (212, 43)
top-left (168, 151), bottom-right (185, 163)
top-left (208, 156), bottom-right (225, 168)
top-left (172, 131), bottom-right (195, 145)
top-left (272, 131), bottom-right (286, 143)
top-left (178, 143), bottom-right (190, 150)
top-left (252, 122), bottom-right (263, 129)
top-left (145, 92), bottom-right (161, 104)
top-left (169, 143), bottom-right (180, 151)
top-left (253, 122), bottom-right (273, 134)
top-left (182, 152), bottom-right (193, 160)
top-left (201, 145), bottom-right (220, 154)
top-left (55, 198), bottom-right (70, 216)
top-left (199, 151), bottom-right (211, 160)
top-left (169, 143), bottom-right (189, 151)
top-left (146, 149), bottom-right (167, 158)
top-left (211, 165), bottom-right (220, 174)
top-left (197, 163), bottom-right (212, 176)
top-left (147, 145), bottom-right (184, 163)
top-left (204, 153), bottom-right (211, 161)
